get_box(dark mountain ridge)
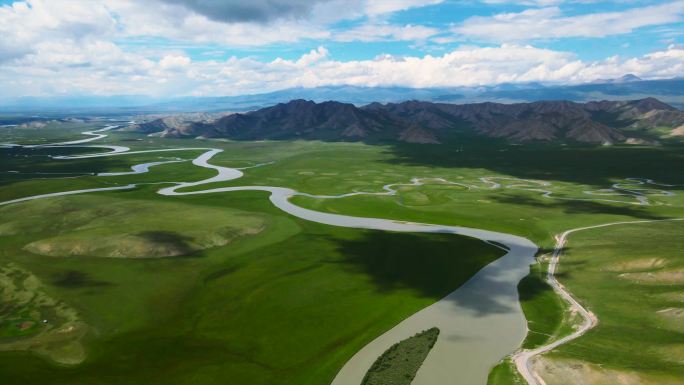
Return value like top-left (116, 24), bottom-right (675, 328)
top-left (131, 97), bottom-right (684, 145)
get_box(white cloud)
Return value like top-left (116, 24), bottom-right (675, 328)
top-left (334, 23), bottom-right (439, 42)
top-left (574, 44), bottom-right (684, 80)
top-left (295, 46), bottom-right (330, 66)
top-left (363, 0), bottom-right (445, 16)
top-left (3, 44), bottom-right (683, 98)
top-left (102, 0), bottom-right (445, 46)
top-left (159, 55), bottom-right (192, 70)
top-left (0, 0), bottom-right (440, 63)
top-left (0, 0), bottom-right (116, 63)
top-left (102, 0), bottom-right (332, 46)
top-left (452, 1), bottom-right (684, 42)
top-left (481, 0), bottom-right (563, 5)
top-left (1, 0), bottom-right (683, 99)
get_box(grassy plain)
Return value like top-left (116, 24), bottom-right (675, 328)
top-left (0, 127), bottom-right (504, 385)
top-left (531, 221), bottom-right (684, 384)
top-left (2, 123), bottom-right (684, 384)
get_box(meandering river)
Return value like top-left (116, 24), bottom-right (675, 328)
top-left (0, 126), bottom-right (539, 385)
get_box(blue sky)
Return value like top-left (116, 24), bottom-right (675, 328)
top-left (0, 0), bottom-right (683, 98)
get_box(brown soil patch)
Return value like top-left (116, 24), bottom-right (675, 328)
top-left (533, 356), bottom-right (682, 385)
top-left (654, 292), bottom-right (684, 303)
top-left (656, 307), bottom-right (684, 332)
top-left (669, 124), bottom-right (684, 136)
top-left (619, 268), bottom-right (684, 284)
top-left (657, 344), bottom-right (684, 365)
top-left (18, 321), bottom-right (35, 330)
top-left (605, 258), bottom-right (668, 272)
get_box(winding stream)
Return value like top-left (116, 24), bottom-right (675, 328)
top-left (0, 125), bottom-right (541, 384)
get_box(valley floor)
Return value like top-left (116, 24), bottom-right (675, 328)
top-left (1, 121), bottom-right (683, 385)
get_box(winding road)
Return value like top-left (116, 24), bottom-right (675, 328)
top-left (513, 218), bottom-right (684, 385)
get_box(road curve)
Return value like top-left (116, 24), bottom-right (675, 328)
top-left (513, 218), bottom-right (684, 385)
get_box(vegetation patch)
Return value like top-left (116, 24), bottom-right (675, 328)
top-left (515, 262), bottom-right (575, 350)
top-left (487, 358), bottom-right (525, 385)
top-left (362, 327), bottom-right (439, 385)
top-left (0, 263), bottom-right (87, 365)
top-left (0, 195), bottom-right (266, 258)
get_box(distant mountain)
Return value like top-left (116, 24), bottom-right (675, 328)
top-left (136, 78), bottom-right (684, 112)
top-left (146, 86), bottom-right (465, 113)
top-left (3, 78), bottom-right (683, 114)
top-left (130, 97), bottom-right (684, 145)
top-left (618, 74), bottom-right (643, 82)
top-left (125, 112), bottom-right (229, 135)
top-left (591, 74), bottom-right (643, 84)
top-left (477, 78), bottom-right (684, 109)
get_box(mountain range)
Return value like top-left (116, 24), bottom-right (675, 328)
top-left (129, 97), bottom-right (684, 145)
top-left (3, 77), bottom-right (683, 114)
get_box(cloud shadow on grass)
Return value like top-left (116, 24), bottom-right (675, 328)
top-left (383, 141), bottom-right (684, 190)
top-left (331, 230), bottom-right (504, 301)
top-left (51, 270), bottom-right (111, 288)
top-left (493, 193), bottom-right (671, 220)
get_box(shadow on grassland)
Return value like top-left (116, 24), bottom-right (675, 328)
top-left (135, 230), bottom-right (197, 256)
top-left (493, 193), bottom-right (671, 220)
top-left (383, 141), bottom-right (684, 189)
top-left (52, 270), bottom-right (111, 288)
top-left (332, 230), bottom-right (504, 303)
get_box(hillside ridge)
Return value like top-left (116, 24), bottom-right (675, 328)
top-left (131, 98), bottom-right (684, 144)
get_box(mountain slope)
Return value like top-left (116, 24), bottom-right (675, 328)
top-left (208, 100), bottom-right (394, 140)
top-left (127, 112), bottom-right (229, 137)
top-left (131, 98), bottom-right (684, 145)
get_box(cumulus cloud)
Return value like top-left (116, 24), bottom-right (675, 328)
top-left (3, 44), bottom-right (683, 98)
top-left (0, 0), bottom-right (683, 98)
top-left (452, 1), bottom-right (684, 42)
top-left (159, 55), bottom-right (192, 70)
top-left (0, 0), bottom-right (115, 63)
top-left (102, 0), bottom-right (332, 46)
top-left (295, 47), bottom-right (330, 66)
top-left (0, 0), bottom-right (440, 61)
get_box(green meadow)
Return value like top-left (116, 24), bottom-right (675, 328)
top-left (532, 221), bottom-right (684, 385)
top-left (1, 123), bottom-right (684, 384)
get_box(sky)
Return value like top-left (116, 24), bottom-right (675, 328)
top-left (0, 0), bottom-right (683, 99)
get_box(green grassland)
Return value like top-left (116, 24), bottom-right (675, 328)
top-left (0, 263), bottom-right (86, 365)
top-left (2, 123), bottom-right (684, 384)
top-left (532, 220), bottom-right (684, 385)
top-left (0, 121), bottom-right (100, 145)
top-left (0, 135), bottom-right (504, 384)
